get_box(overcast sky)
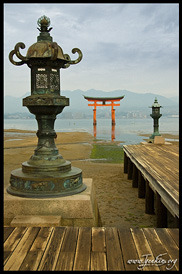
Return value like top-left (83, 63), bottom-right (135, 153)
top-left (4, 3), bottom-right (179, 98)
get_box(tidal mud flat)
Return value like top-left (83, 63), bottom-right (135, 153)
top-left (4, 129), bottom-right (179, 228)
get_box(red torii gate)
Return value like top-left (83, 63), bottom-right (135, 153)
top-left (84, 95), bottom-right (124, 125)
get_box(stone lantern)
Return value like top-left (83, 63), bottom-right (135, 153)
top-left (149, 97), bottom-right (162, 140)
top-left (7, 15), bottom-right (86, 198)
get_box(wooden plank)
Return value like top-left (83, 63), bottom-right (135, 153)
top-left (155, 145), bottom-right (179, 162)
top-left (91, 252), bottom-right (107, 271)
top-left (155, 228), bottom-right (179, 270)
top-left (19, 227), bottom-right (53, 271)
top-left (4, 227), bottom-right (40, 271)
top-left (143, 228), bottom-right (178, 271)
top-left (105, 227), bottom-right (124, 271)
top-left (166, 229), bottom-right (179, 247)
top-left (117, 228), bottom-right (139, 271)
top-left (4, 227), bottom-right (28, 265)
top-left (37, 227), bottom-right (66, 271)
top-left (58, 226), bottom-right (79, 253)
top-left (4, 227), bottom-right (15, 242)
top-left (124, 144), bottom-right (179, 173)
top-left (73, 227), bottom-right (91, 271)
top-left (126, 145), bottom-right (179, 190)
top-left (132, 149), bottom-right (178, 188)
top-left (55, 227), bottom-right (79, 271)
top-left (56, 252), bottom-right (76, 271)
top-left (131, 228), bottom-right (159, 271)
top-left (144, 153), bottom-right (179, 192)
top-left (3, 226), bottom-right (179, 272)
top-left (92, 227), bottom-right (106, 252)
top-left (91, 227), bottom-right (107, 271)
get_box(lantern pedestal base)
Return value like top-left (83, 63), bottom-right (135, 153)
top-left (4, 178), bottom-right (99, 227)
top-left (149, 133), bottom-right (161, 140)
top-left (148, 135), bottom-right (165, 144)
top-left (7, 164), bottom-right (86, 198)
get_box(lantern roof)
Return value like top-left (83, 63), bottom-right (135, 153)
top-left (26, 15), bottom-right (68, 61)
top-left (9, 15), bottom-right (83, 68)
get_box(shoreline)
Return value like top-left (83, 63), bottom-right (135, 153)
top-left (4, 129), bottom-right (179, 144)
top-left (4, 129), bottom-right (37, 133)
top-left (4, 128), bottom-right (179, 137)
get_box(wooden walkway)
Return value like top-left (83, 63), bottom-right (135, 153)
top-left (123, 144), bottom-right (179, 227)
top-left (4, 226), bottom-right (179, 271)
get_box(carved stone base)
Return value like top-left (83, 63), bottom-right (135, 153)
top-left (4, 178), bottom-right (98, 227)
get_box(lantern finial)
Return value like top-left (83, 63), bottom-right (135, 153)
top-left (37, 15), bottom-right (52, 32)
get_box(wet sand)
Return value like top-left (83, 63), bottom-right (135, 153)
top-left (4, 130), bottom-right (179, 228)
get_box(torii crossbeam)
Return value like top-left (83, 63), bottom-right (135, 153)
top-left (84, 95), bottom-right (124, 125)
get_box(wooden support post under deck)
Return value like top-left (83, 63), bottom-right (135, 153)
top-left (138, 171), bottom-right (145, 198)
top-left (127, 158), bottom-right (133, 180)
top-left (132, 164), bottom-right (138, 188)
top-left (156, 193), bottom-right (168, 228)
top-left (124, 152), bottom-right (128, 174)
top-left (174, 216), bottom-right (179, 228)
top-left (145, 181), bottom-right (155, 214)
top-left (123, 144), bottom-right (179, 228)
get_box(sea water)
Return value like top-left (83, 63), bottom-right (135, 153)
top-left (4, 117), bottom-right (179, 145)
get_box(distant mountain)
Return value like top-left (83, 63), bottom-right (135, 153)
top-left (4, 93), bottom-right (30, 114)
top-left (61, 89), bottom-right (178, 110)
top-left (168, 96), bottom-right (179, 104)
top-left (4, 89), bottom-right (178, 116)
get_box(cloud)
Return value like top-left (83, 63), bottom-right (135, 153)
top-left (4, 3), bottom-right (179, 98)
top-left (140, 4), bottom-right (179, 33)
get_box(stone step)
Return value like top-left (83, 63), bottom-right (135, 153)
top-left (10, 215), bottom-right (61, 227)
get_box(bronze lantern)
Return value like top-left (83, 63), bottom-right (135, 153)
top-left (7, 15), bottom-right (86, 198)
top-left (149, 97), bottom-right (162, 140)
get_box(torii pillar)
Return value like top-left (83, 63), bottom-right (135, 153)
top-left (93, 102), bottom-right (97, 125)
top-left (111, 104), bottom-right (116, 125)
top-left (84, 95), bottom-right (124, 126)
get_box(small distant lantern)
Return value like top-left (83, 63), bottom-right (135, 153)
top-left (7, 15), bottom-right (86, 198)
top-left (149, 97), bottom-right (162, 140)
